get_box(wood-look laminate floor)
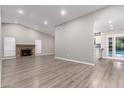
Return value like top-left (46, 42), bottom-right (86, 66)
top-left (1, 55), bottom-right (124, 88)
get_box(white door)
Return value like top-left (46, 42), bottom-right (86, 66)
top-left (35, 40), bottom-right (42, 56)
top-left (4, 37), bottom-right (16, 57)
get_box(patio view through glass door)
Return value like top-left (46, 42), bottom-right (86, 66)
top-left (107, 35), bottom-right (124, 58)
top-left (116, 36), bottom-right (124, 57)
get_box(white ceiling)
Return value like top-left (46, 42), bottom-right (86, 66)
top-left (1, 5), bottom-right (107, 35)
top-left (94, 6), bottom-right (124, 33)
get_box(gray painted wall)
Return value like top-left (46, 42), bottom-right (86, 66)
top-left (2, 23), bottom-right (55, 55)
top-left (55, 14), bottom-right (94, 64)
top-left (0, 7), bottom-right (1, 58)
top-left (0, 5), bottom-right (2, 87)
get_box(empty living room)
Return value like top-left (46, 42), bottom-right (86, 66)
top-left (0, 4), bottom-right (124, 89)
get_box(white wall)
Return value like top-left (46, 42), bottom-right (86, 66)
top-left (2, 23), bottom-right (55, 56)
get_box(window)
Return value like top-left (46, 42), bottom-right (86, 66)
top-left (4, 37), bottom-right (16, 57)
top-left (35, 40), bottom-right (42, 56)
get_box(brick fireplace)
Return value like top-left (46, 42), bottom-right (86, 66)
top-left (16, 44), bottom-right (35, 57)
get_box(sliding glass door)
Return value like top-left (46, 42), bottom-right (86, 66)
top-left (116, 36), bottom-right (124, 57)
top-left (107, 35), bottom-right (124, 58)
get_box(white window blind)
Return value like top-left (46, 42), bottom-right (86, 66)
top-left (35, 40), bottom-right (42, 56)
top-left (4, 37), bottom-right (16, 57)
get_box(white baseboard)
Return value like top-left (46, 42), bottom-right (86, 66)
top-left (104, 57), bottom-right (124, 61)
top-left (1, 57), bottom-right (16, 60)
top-left (42, 53), bottom-right (55, 56)
top-left (55, 57), bottom-right (95, 66)
top-left (1, 53), bottom-right (54, 59)
top-left (35, 53), bottom-right (55, 56)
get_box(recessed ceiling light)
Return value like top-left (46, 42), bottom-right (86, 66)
top-left (34, 27), bottom-right (38, 30)
top-left (60, 9), bottom-right (66, 16)
top-left (109, 24), bottom-right (114, 30)
top-left (110, 24), bottom-right (113, 27)
top-left (44, 21), bottom-right (48, 25)
top-left (14, 21), bottom-right (19, 24)
top-left (110, 27), bottom-right (114, 30)
top-left (108, 20), bottom-right (112, 24)
top-left (17, 9), bottom-right (24, 14)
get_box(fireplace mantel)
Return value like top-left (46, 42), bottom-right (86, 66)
top-left (16, 44), bottom-right (35, 47)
